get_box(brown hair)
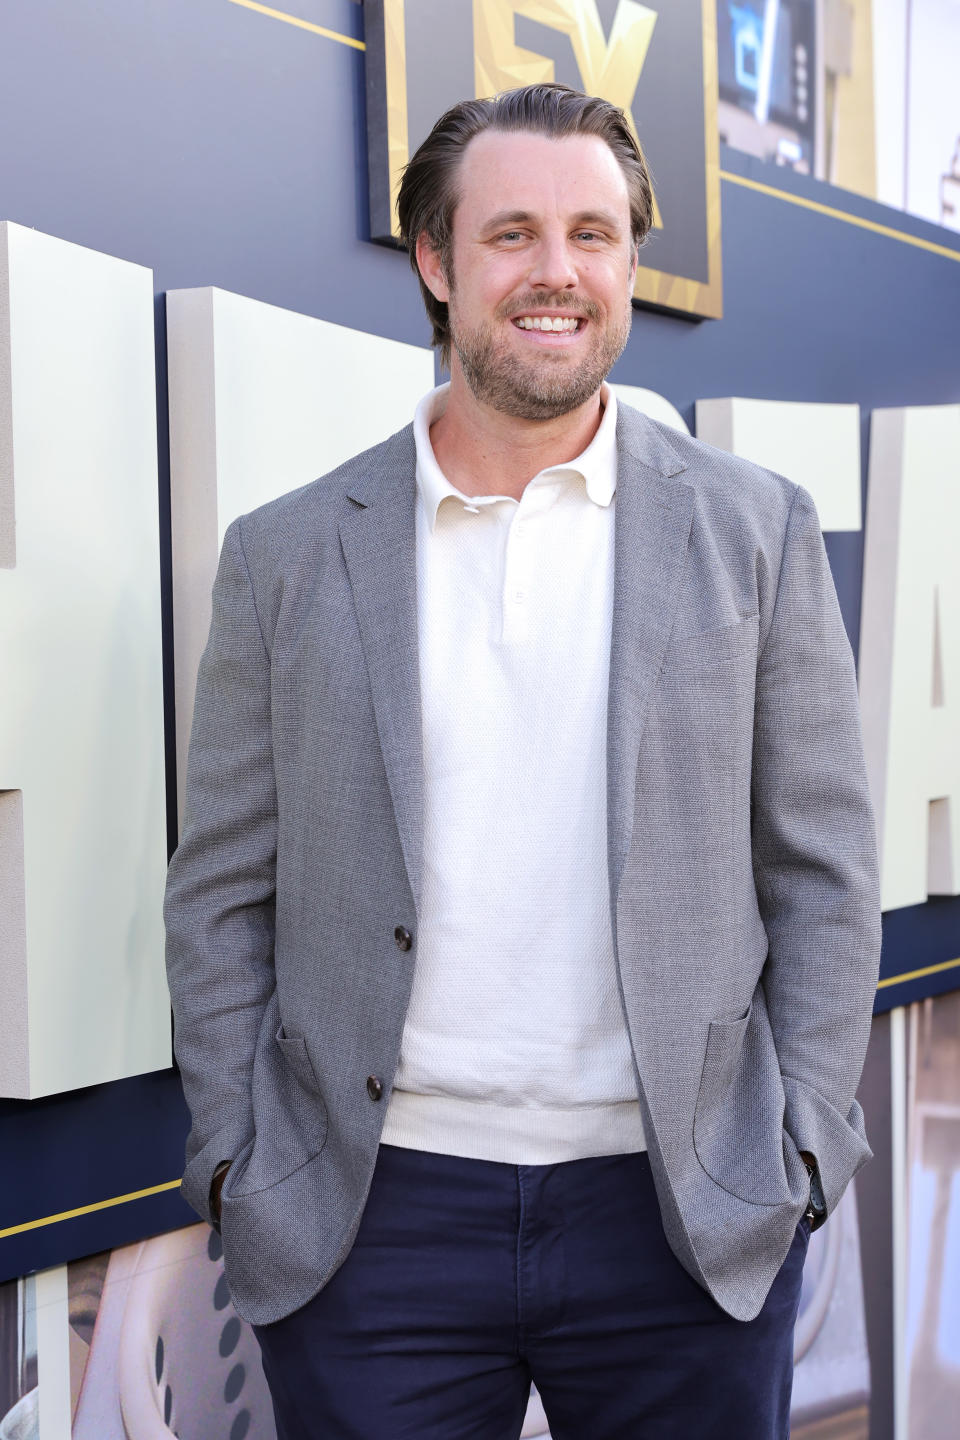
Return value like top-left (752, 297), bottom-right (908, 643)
top-left (396, 83), bottom-right (654, 367)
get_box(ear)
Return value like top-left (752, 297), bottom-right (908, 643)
top-left (416, 232), bottom-right (451, 303)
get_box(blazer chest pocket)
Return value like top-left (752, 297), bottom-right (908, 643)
top-left (228, 1024), bottom-right (329, 1198)
top-left (660, 614), bottom-right (759, 673)
top-left (692, 997), bottom-right (793, 1207)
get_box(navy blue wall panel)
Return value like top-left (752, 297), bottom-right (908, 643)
top-left (0, 0), bottom-right (958, 1279)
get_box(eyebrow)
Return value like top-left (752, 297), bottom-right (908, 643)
top-left (479, 209), bottom-right (625, 235)
top-left (568, 210), bottom-right (624, 231)
top-left (479, 210), bottom-right (535, 234)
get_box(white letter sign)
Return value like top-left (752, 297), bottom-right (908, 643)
top-left (0, 223), bottom-right (169, 1097)
top-left (859, 404), bottom-right (960, 911)
top-left (166, 286), bottom-right (435, 822)
top-left (695, 396), bottom-right (863, 532)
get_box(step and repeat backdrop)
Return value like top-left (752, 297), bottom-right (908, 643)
top-left (0, 2), bottom-right (958, 1437)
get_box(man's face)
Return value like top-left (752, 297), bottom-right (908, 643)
top-left (423, 129), bottom-right (638, 421)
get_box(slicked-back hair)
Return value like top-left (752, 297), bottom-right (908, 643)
top-left (396, 83), bottom-right (654, 368)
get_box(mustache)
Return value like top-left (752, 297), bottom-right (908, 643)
top-left (499, 295), bottom-right (602, 322)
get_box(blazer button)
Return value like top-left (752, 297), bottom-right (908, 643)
top-left (366, 1075), bottom-right (384, 1101)
top-left (394, 926), bottom-right (413, 952)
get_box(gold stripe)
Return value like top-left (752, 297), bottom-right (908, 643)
top-left (720, 170), bottom-right (960, 263)
top-left (225, 0), bottom-right (365, 50)
top-left (877, 956), bottom-right (960, 990)
top-left (385, 0), bottom-right (409, 240)
top-left (0, 1180), bottom-right (182, 1241)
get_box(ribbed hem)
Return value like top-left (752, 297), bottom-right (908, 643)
top-left (379, 1090), bottom-right (646, 1164)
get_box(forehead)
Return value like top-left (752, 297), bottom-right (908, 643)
top-left (453, 129), bottom-right (631, 228)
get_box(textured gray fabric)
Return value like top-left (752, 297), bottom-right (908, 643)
top-left (164, 405), bottom-right (881, 1326)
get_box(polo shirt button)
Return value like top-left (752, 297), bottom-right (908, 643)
top-left (394, 925), bottom-right (413, 951)
top-left (366, 1075), bottom-right (384, 1101)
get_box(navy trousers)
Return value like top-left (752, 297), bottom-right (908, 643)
top-left (253, 1143), bottom-right (810, 1439)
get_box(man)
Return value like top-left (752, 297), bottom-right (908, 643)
top-left (164, 83), bottom-right (881, 1439)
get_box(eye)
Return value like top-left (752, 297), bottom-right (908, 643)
top-left (575, 230), bottom-right (603, 243)
top-left (498, 230), bottom-right (525, 242)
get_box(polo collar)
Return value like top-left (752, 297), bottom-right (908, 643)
top-left (414, 382), bottom-right (618, 532)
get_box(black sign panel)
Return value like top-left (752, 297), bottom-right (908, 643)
top-left (365, 0), bottom-right (723, 318)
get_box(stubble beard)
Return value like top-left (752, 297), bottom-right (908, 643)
top-left (448, 290), bottom-right (634, 422)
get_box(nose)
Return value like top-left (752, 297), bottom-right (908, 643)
top-left (527, 231), bottom-right (578, 291)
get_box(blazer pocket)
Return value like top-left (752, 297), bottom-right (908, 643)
top-left (275, 1026), bottom-right (322, 1092)
top-left (661, 614), bottom-right (759, 672)
top-left (693, 998), bottom-right (794, 1206)
top-left (227, 1024), bottom-right (329, 1198)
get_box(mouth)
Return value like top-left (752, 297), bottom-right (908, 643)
top-left (510, 313), bottom-right (587, 346)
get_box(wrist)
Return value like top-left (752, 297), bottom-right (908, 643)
top-left (799, 1152), bottom-right (827, 1230)
top-left (210, 1161), bottom-right (231, 1222)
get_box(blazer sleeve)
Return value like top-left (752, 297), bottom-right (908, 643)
top-left (751, 484), bottom-right (882, 1217)
top-left (164, 517), bottom-right (278, 1226)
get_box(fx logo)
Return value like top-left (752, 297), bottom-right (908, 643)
top-left (365, 0), bottom-right (722, 319)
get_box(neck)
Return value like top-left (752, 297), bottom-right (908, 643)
top-left (428, 369), bottom-right (606, 501)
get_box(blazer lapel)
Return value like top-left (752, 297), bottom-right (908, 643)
top-left (335, 410), bottom-right (692, 918)
top-left (339, 430), bottom-right (424, 909)
top-left (608, 408), bottom-right (695, 904)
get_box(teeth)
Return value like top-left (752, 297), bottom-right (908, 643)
top-left (516, 316), bottom-right (579, 332)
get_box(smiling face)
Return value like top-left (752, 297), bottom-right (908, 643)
top-left (416, 129), bottom-right (639, 422)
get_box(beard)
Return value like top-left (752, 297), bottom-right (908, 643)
top-left (448, 289), bottom-right (633, 421)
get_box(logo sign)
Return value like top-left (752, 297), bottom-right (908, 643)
top-left (364, 0), bottom-right (723, 319)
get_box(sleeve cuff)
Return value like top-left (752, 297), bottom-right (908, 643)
top-left (180, 1120), bottom-right (252, 1228)
top-left (782, 1073), bottom-right (872, 1217)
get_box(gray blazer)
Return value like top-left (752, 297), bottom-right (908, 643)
top-left (164, 403), bottom-right (881, 1327)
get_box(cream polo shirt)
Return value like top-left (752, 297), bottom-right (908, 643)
top-left (379, 382), bottom-right (646, 1163)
